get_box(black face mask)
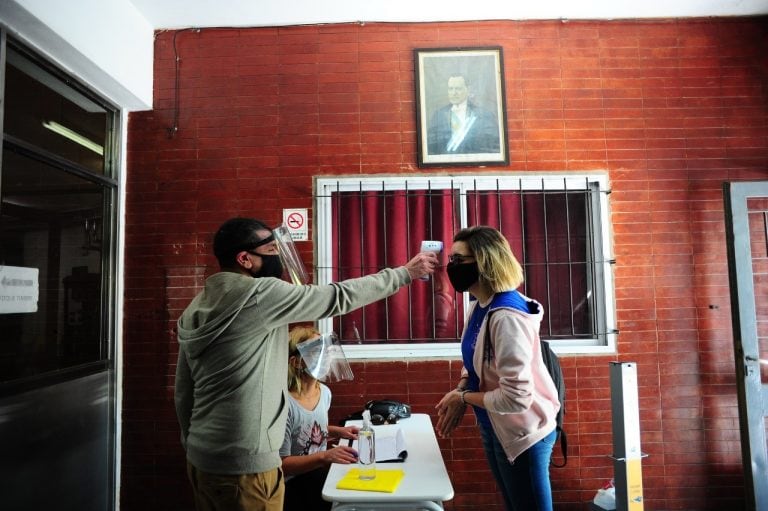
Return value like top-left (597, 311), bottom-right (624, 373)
top-left (446, 261), bottom-right (479, 292)
top-left (252, 254), bottom-right (284, 279)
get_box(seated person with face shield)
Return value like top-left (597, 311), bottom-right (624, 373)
top-left (280, 326), bottom-right (358, 511)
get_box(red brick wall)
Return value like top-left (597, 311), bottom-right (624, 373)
top-left (124, 18), bottom-right (768, 510)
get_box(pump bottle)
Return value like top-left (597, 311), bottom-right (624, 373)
top-left (358, 409), bottom-right (376, 480)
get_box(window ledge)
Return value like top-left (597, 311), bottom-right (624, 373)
top-left (342, 339), bottom-right (617, 359)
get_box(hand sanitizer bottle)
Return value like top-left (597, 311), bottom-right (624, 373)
top-left (358, 409), bottom-right (376, 480)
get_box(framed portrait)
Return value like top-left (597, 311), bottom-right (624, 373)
top-left (415, 46), bottom-right (508, 168)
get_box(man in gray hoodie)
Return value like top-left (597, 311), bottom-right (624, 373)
top-left (175, 217), bottom-right (437, 511)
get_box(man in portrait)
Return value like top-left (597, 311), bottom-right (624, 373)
top-left (427, 73), bottom-right (500, 155)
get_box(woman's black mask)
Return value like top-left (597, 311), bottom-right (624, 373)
top-left (446, 261), bottom-right (479, 292)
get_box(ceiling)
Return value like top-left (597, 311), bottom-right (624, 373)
top-left (129, 0), bottom-right (768, 30)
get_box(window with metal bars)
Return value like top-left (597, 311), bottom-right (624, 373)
top-left (315, 174), bottom-right (616, 358)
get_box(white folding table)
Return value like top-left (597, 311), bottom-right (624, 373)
top-left (322, 413), bottom-right (455, 511)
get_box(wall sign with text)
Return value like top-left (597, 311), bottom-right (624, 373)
top-left (0, 265), bottom-right (39, 313)
top-left (283, 208), bottom-right (308, 241)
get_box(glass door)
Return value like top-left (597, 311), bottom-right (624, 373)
top-left (0, 34), bottom-right (119, 511)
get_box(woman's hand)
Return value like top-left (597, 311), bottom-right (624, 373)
top-left (337, 425), bottom-right (359, 440)
top-left (328, 425), bottom-right (359, 444)
top-left (323, 445), bottom-right (359, 465)
top-left (435, 389), bottom-right (467, 438)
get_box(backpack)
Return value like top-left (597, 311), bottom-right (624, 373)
top-left (539, 338), bottom-right (567, 467)
top-left (485, 309), bottom-right (568, 467)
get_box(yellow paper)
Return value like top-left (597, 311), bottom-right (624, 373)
top-left (336, 468), bottom-right (405, 493)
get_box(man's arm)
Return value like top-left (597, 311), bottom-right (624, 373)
top-left (254, 252), bottom-right (437, 327)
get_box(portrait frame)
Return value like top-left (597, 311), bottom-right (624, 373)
top-left (415, 46), bottom-right (509, 168)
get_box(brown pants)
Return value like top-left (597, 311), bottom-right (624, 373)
top-left (186, 461), bottom-right (284, 511)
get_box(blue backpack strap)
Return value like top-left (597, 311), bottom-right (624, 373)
top-left (489, 289), bottom-right (538, 314)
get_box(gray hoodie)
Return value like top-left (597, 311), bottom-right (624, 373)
top-left (175, 267), bottom-right (410, 474)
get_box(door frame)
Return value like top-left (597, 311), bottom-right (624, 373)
top-left (723, 181), bottom-right (768, 511)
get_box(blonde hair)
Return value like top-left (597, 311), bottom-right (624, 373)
top-left (287, 325), bottom-right (321, 393)
top-left (453, 226), bottom-right (524, 293)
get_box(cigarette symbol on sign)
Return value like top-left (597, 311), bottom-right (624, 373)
top-left (287, 212), bottom-right (304, 230)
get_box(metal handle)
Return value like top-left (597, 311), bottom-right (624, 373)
top-left (608, 453), bottom-right (649, 461)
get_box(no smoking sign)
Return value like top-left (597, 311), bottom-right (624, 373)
top-left (282, 208), bottom-right (308, 241)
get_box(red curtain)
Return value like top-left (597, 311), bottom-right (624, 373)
top-left (331, 188), bottom-right (590, 343)
top-left (331, 189), bottom-right (461, 343)
top-left (468, 190), bottom-right (590, 337)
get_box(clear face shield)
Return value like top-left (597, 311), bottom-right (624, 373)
top-left (273, 224), bottom-right (309, 285)
top-left (296, 332), bottom-right (354, 383)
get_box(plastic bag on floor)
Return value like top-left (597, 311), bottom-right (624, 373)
top-left (593, 479), bottom-right (616, 510)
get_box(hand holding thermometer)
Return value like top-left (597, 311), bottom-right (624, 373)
top-left (419, 240), bottom-right (443, 280)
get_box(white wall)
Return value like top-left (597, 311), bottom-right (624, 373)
top-left (0, 0), bottom-right (153, 110)
top-left (131, 0), bottom-right (768, 29)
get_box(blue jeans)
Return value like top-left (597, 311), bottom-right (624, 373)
top-left (479, 424), bottom-right (557, 511)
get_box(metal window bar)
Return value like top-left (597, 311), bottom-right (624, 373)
top-left (381, 181), bottom-right (391, 342)
top-left (426, 179), bottom-right (436, 340)
top-left (333, 180), bottom-right (342, 336)
top-left (451, 183), bottom-right (462, 340)
top-left (404, 180), bottom-right (413, 342)
top-left (541, 178), bottom-right (553, 337)
top-left (496, 179), bottom-right (504, 253)
top-left (357, 181), bottom-right (365, 341)
top-left (764, 211), bottom-right (767, 257)
top-left (519, 178), bottom-right (528, 297)
top-left (564, 177), bottom-right (576, 337)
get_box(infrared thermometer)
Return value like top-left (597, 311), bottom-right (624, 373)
top-left (419, 240), bottom-right (443, 280)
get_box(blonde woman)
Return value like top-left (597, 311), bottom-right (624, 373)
top-left (280, 326), bottom-right (359, 511)
top-left (435, 226), bottom-right (561, 511)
